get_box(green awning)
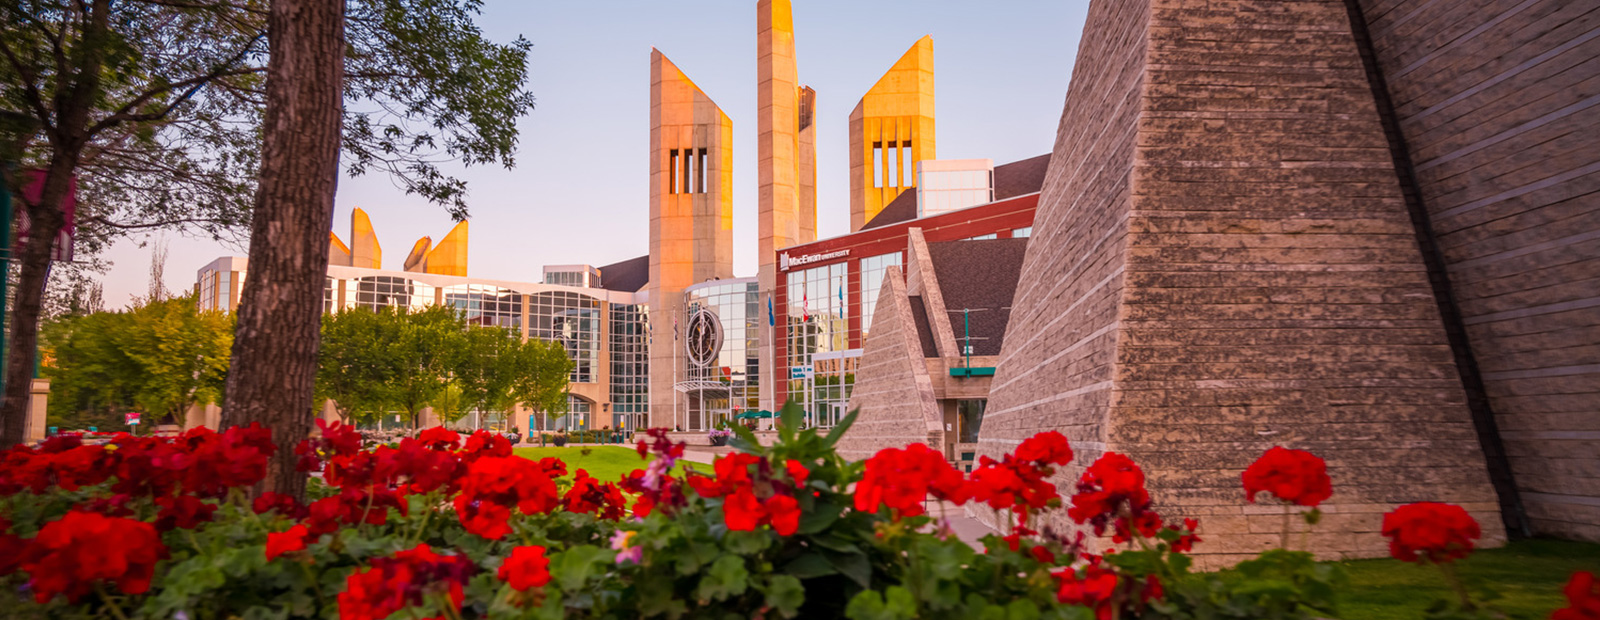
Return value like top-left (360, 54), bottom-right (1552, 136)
top-left (734, 410), bottom-right (775, 419)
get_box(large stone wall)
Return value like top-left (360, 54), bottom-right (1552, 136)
top-left (1355, 0), bottom-right (1600, 542)
top-left (978, 0), bottom-right (1505, 566)
top-left (838, 266), bottom-right (942, 461)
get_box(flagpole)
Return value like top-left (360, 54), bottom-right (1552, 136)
top-left (673, 308), bottom-right (680, 433)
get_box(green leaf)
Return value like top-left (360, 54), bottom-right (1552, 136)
top-left (782, 552), bottom-right (838, 579)
top-left (550, 545), bottom-right (613, 593)
top-left (825, 550), bottom-right (873, 588)
top-left (796, 501), bottom-right (841, 534)
top-left (822, 407), bottom-right (861, 449)
top-left (844, 587), bottom-right (917, 620)
top-left (695, 555), bottom-right (750, 602)
top-left (723, 529), bottom-right (771, 555)
top-left (762, 574), bottom-right (806, 618)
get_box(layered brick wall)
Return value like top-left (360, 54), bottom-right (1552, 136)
top-left (838, 266), bottom-right (943, 461)
top-left (1354, 0), bottom-right (1600, 542)
top-left (978, 0), bottom-right (1505, 566)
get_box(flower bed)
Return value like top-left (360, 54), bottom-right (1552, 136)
top-left (1, 408), bottom-right (1594, 619)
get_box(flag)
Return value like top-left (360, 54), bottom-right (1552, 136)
top-left (767, 295), bottom-right (775, 327)
top-left (838, 283), bottom-right (844, 307)
top-left (802, 288), bottom-right (810, 322)
top-left (673, 315), bottom-right (679, 341)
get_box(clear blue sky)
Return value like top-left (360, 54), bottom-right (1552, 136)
top-left (99, 0), bottom-right (1090, 307)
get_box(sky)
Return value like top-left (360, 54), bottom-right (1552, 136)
top-left (95, 0), bottom-right (1090, 308)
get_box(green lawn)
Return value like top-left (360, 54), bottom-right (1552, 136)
top-left (1333, 538), bottom-right (1599, 619)
top-left (513, 445), bottom-right (706, 485)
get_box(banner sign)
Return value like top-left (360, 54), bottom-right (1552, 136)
top-left (125, 412), bottom-right (140, 426)
top-left (17, 169), bottom-right (76, 262)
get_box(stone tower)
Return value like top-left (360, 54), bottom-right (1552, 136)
top-left (647, 49), bottom-right (735, 428)
top-left (757, 0), bottom-right (817, 410)
top-left (849, 36), bottom-right (935, 232)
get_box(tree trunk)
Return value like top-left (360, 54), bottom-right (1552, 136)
top-left (0, 0), bottom-right (111, 448)
top-left (0, 160), bottom-right (70, 447)
top-left (220, 0), bottom-right (345, 498)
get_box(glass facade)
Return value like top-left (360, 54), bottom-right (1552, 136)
top-left (528, 291), bottom-right (602, 383)
top-left (1012, 227), bottom-right (1033, 238)
top-left (682, 279), bottom-right (761, 431)
top-left (810, 350), bottom-right (860, 429)
top-left (608, 303), bottom-right (650, 431)
top-left (442, 284), bottom-right (522, 330)
top-left (347, 276), bottom-right (438, 312)
top-left (785, 263), bottom-right (850, 425)
top-left (857, 252), bottom-right (903, 336)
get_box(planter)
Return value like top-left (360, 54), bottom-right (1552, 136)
top-left (709, 435), bottom-right (729, 447)
top-left (553, 436), bottom-right (568, 447)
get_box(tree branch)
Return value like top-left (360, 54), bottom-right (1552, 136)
top-left (0, 34), bottom-right (56, 133)
top-left (88, 33), bottom-right (266, 135)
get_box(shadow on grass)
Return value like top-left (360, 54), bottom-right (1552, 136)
top-left (1329, 538), bottom-right (1599, 619)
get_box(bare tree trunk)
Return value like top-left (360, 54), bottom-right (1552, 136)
top-left (221, 0), bottom-right (345, 498)
top-left (0, 0), bottom-right (112, 448)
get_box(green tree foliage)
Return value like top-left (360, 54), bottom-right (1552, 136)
top-left (315, 307), bottom-right (572, 428)
top-left (42, 294), bottom-right (233, 431)
top-left (0, 0), bottom-right (534, 445)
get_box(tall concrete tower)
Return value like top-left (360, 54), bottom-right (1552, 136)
top-left (757, 0), bottom-right (816, 411)
top-left (648, 49), bottom-right (734, 428)
top-left (849, 36), bottom-right (935, 231)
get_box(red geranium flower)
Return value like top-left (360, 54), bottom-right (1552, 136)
top-left (1554, 571), bottom-right (1600, 620)
top-left (724, 487), bottom-right (766, 531)
top-left (0, 517), bottom-right (25, 577)
top-left (266, 524), bottom-right (310, 561)
top-left (1015, 431), bottom-right (1074, 467)
top-left (1067, 452), bottom-right (1152, 539)
top-left (154, 494), bottom-right (217, 531)
top-left (21, 511), bottom-right (166, 603)
top-left (1380, 502), bottom-right (1481, 564)
top-left (764, 494), bottom-right (801, 536)
top-left (254, 491), bottom-right (309, 520)
top-left (855, 443), bottom-right (968, 518)
top-left (452, 456), bottom-right (560, 539)
top-left (339, 544), bottom-right (474, 620)
top-left (785, 459), bottom-right (810, 487)
top-left (417, 427), bottom-right (461, 451)
top-left (459, 430), bottom-right (512, 463)
top-left (498, 546), bottom-right (552, 591)
top-left (1242, 446), bottom-right (1333, 507)
top-left (1053, 564), bottom-right (1119, 619)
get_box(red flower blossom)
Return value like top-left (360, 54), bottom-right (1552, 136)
top-left (459, 430), bottom-right (512, 463)
top-left (1168, 518), bottom-right (1202, 553)
top-left (724, 487), bottom-right (766, 531)
top-left (154, 495), bottom-right (217, 531)
top-left (1068, 452), bottom-right (1153, 540)
top-left (563, 469), bottom-right (628, 520)
top-left (764, 494), bottom-right (801, 536)
top-left (417, 427), bottom-right (462, 451)
top-left (0, 517), bottom-right (25, 577)
top-left (338, 544), bottom-right (475, 620)
top-left (498, 546), bottom-right (552, 591)
top-left (1029, 544), bottom-right (1056, 565)
top-left (1242, 447), bottom-right (1333, 507)
top-left (21, 511), bottom-right (166, 603)
top-left (855, 443), bottom-right (968, 518)
top-left (1380, 502), bottom-right (1481, 564)
top-left (254, 492), bottom-right (309, 520)
top-left (785, 459), bottom-right (810, 487)
top-left (296, 419), bottom-right (363, 472)
top-left (1015, 431), bottom-right (1074, 467)
top-left (266, 525), bottom-right (310, 561)
top-left (1053, 564), bottom-right (1119, 620)
top-left (1554, 571), bottom-right (1600, 620)
top-left (452, 456), bottom-right (560, 539)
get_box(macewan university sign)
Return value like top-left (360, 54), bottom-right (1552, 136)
top-left (779, 249), bottom-right (849, 271)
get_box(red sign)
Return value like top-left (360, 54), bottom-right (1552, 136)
top-left (125, 412), bottom-right (140, 425)
top-left (17, 169), bottom-right (76, 262)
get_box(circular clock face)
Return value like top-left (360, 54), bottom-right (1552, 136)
top-left (685, 308), bottom-right (723, 368)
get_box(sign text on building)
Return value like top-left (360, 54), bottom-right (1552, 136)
top-left (779, 249), bottom-right (850, 271)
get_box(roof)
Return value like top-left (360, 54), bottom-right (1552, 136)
top-left (925, 238), bottom-right (1030, 356)
top-left (861, 153), bottom-right (1051, 230)
top-left (597, 255), bottom-right (650, 292)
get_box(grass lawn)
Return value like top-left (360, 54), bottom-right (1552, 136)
top-left (512, 445), bottom-right (706, 484)
top-left (1333, 538), bottom-right (1599, 619)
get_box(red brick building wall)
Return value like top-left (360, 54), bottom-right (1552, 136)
top-left (1355, 0), bottom-right (1600, 542)
top-left (980, 0), bottom-right (1505, 565)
